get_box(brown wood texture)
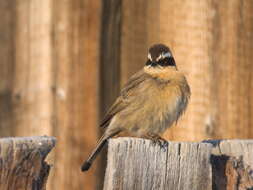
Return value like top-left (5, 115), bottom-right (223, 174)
top-left (0, 1), bottom-right (15, 136)
top-left (14, 0), bottom-right (53, 136)
top-left (120, 0), bottom-right (159, 87)
top-left (0, 0), bottom-right (101, 190)
top-left (99, 0), bottom-right (122, 186)
top-left (210, 140), bottom-right (253, 189)
top-left (0, 136), bottom-right (56, 190)
top-left (0, 0), bottom-right (53, 137)
top-left (159, 0), bottom-right (253, 141)
top-left (119, 0), bottom-right (253, 141)
top-left (100, 0), bottom-right (122, 114)
top-left (0, 1), bottom-right (253, 190)
top-left (159, 0), bottom-right (216, 140)
top-left (104, 138), bottom-right (253, 190)
top-left (51, 0), bottom-right (101, 190)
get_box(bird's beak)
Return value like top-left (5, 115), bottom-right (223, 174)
top-left (151, 62), bottom-right (157, 67)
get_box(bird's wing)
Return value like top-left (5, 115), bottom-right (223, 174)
top-left (100, 69), bottom-right (148, 128)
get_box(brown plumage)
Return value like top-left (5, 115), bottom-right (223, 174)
top-left (81, 44), bottom-right (190, 171)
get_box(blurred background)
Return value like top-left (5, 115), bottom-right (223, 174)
top-left (0, 0), bottom-right (253, 189)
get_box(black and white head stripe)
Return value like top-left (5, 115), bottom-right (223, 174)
top-left (161, 52), bottom-right (172, 58)
top-left (148, 44), bottom-right (172, 61)
top-left (155, 51), bottom-right (172, 61)
top-left (146, 44), bottom-right (176, 67)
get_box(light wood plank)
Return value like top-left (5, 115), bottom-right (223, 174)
top-left (104, 138), bottom-right (253, 189)
top-left (104, 138), bottom-right (212, 190)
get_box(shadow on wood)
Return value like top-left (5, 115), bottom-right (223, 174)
top-left (0, 136), bottom-right (56, 190)
top-left (103, 138), bottom-right (253, 190)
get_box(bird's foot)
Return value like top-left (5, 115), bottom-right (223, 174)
top-left (144, 133), bottom-right (168, 150)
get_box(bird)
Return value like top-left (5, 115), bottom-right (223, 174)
top-left (81, 43), bottom-right (190, 172)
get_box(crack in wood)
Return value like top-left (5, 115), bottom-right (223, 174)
top-left (104, 138), bottom-right (253, 190)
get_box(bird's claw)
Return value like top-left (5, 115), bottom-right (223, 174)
top-left (151, 138), bottom-right (168, 151)
top-left (144, 133), bottom-right (168, 151)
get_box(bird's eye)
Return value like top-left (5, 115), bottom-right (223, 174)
top-left (157, 57), bottom-right (175, 66)
top-left (163, 57), bottom-right (170, 65)
top-left (157, 57), bottom-right (167, 66)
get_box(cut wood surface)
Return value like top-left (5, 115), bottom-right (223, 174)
top-left (0, 136), bottom-right (56, 190)
top-left (104, 138), bottom-right (253, 190)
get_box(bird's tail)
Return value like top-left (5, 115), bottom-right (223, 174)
top-left (81, 129), bottom-right (120, 172)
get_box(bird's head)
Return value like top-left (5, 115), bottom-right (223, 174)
top-left (145, 44), bottom-right (176, 69)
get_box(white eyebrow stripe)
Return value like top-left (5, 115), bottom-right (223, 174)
top-left (148, 53), bottom-right (152, 60)
top-left (163, 52), bottom-right (172, 58)
top-left (156, 54), bottom-right (162, 61)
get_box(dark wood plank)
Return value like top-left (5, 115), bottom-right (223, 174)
top-left (0, 136), bottom-right (56, 190)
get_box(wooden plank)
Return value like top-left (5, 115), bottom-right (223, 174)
top-left (165, 142), bottom-right (212, 189)
top-left (0, 0), bottom-right (53, 136)
top-left (210, 140), bottom-right (253, 166)
top-left (50, 0), bottom-right (101, 189)
top-left (104, 138), bottom-right (253, 189)
top-left (99, 0), bottom-right (122, 186)
top-left (0, 0), bottom-right (15, 136)
top-left (210, 0), bottom-right (253, 139)
top-left (0, 136), bottom-right (56, 190)
top-left (13, 0), bottom-right (53, 136)
top-left (159, 0), bottom-right (253, 141)
top-left (104, 138), bottom-right (212, 190)
top-left (208, 139), bottom-right (253, 189)
top-left (120, 0), bottom-right (159, 87)
top-left (159, 0), bottom-right (218, 141)
top-left (100, 0), bottom-right (122, 116)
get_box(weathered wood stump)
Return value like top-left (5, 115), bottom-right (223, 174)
top-left (0, 136), bottom-right (56, 190)
top-left (103, 138), bottom-right (253, 190)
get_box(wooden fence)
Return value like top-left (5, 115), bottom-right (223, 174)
top-left (104, 138), bottom-right (253, 190)
top-left (1, 1), bottom-right (253, 189)
top-left (1, 137), bottom-right (253, 190)
top-left (0, 136), bottom-right (56, 190)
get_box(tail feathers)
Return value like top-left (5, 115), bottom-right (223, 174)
top-left (81, 130), bottom-right (121, 172)
top-left (81, 161), bottom-right (92, 171)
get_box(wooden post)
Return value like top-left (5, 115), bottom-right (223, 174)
top-left (0, 136), bottom-right (56, 190)
top-left (51, 0), bottom-right (101, 189)
top-left (118, 0), bottom-right (253, 141)
top-left (159, 0), bottom-right (253, 141)
top-left (104, 138), bottom-right (253, 190)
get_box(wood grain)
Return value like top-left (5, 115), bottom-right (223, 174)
top-left (14, 0), bottom-right (53, 136)
top-left (51, 0), bottom-right (101, 189)
top-left (159, 0), bottom-right (253, 141)
top-left (1, 1), bottom-right (253, 190)
top-left (0, 136), bottom-right (56, 190)
top-left (209, 139), bottom-right (253, 189)
top-left (104, 138), bottom-right (253, 190)
top-left (99, 0), bottom-right (122, 187)
top-left (120, 0), bottom-right (159, 87)
top-left (0, 0), bottom-right (15, 136)
top-left (104, 138), bottom-right (212, 190)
